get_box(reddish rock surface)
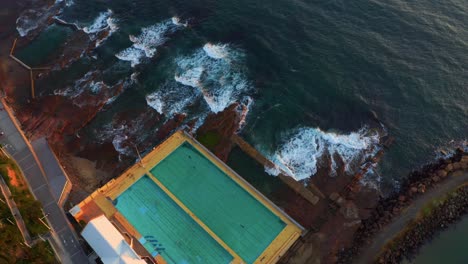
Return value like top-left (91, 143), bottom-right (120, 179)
top-left (196, 103), bottom-right (244, 161)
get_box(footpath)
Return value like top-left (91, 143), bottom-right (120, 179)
top-left (0, 99), bottom-right (88, 264)
top-left (355, 170), bottom-right (468, 264)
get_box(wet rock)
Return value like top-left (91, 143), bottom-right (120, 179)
top-left (418, 184), bottom-right (426, 193)
top-left (431, 176), bottom-right (440, 183)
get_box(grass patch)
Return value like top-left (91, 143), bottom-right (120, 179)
top-left (197, 130), bottom-right (221, 149)
top-left (0, 152), bottom-right (48, 236)
top-left (0, 192), bottom-right (55, 263)
top-left (418, 191), bottom-right (458, 218)
top-left (380, 184), bottom-right (468, 259)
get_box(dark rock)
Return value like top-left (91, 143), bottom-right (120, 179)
top-left (436, 170), bottom-right (447, 178)
top-left (453, 162), bottom-right (461, 170)
top-left (444, 164), bottom-right (453, 172)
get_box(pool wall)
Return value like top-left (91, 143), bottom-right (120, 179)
top-left (71, 130), bottom-right (304, 264)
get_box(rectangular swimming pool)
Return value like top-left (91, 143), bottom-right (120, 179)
top-left (150, 143), bottom-right (287, 263)
top-left (115, 176), bottom-right (233, 264)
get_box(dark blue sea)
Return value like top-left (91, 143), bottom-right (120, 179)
top-left (13, 0), bottom-right (468, 190)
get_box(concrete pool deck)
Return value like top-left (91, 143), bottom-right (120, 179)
top-left (71, 130), bottom-right (304, 264)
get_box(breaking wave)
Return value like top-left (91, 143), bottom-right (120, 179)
top-left (116, 47), bottom-right (146, 67)
top-left (265, 127), bottom-right (381, 181)
top-left (83, 10), bottom-right (114, 34)
top-left (174, 43), bottom-right (251, 113)
top-left (203, 43), bottom-right (230, 59)
top-left (171, 16), bottom-right (188, 27)
top-left (146, 81), bottom-right (201, 117)
top-left (82, 10), bottom-right (118, 47)
top-left (54, 72), bottom-right (106, 99)
top-left (16, 8), bottom-right (48, 37)
top-left (116, 19), bottom-right (184, 67)
top-left (55, 0), bottom-right (74, 7)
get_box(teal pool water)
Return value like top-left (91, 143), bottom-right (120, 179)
top-left (115, 176), bottom-right (233, 264)
top-left (150, 143), bottom-right (286, 264)
top-left (16, 24), bottom-right (73, 67)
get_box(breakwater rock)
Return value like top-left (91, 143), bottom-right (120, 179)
top-left (376, 185), bottom-right (468, 263)
top-left (337, 148), bottom-right (468, 263)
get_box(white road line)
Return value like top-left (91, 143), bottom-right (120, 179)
top-left (43, 200), bottom-right (56, 208)
top-left (32, 183), bottom-right (47, 192)
top-left (22, 163), bottom-right (36, 172)
top-left (15, 153), bottom-right (32, 163)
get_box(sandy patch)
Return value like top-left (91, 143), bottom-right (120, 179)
top-left (60, 155), bottom-right (110, 194)
top-left (7, 166), bottom-right (23, 188)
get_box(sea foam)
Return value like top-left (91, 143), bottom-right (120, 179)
top-left (146, 81), bottom-right (200, 116)
top-left (83, 10), bottom-right (114, 34)
top-left (173, 43), bottom-right (250, 113)
top-left (203, 43), bottom-right (230, 59)
top-left (116, 19), bottom-right (183, 67)
top-left (265, 127), bottom-right (380, 181)
top-left (16, 8), bottom-right (48, 37)
top-left (54, 71), bottom-right (106, 100)
top-left (171, 16), bottom-right (188, 27)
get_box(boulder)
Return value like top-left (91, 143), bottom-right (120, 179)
top-left (462, 162), bottom-right (468, 170)
top-left (436, 170), bottom-right (447, 178)
top-left (444, 163), bottom-right (453, 172)
top-left (418, 185), bottom-right (426, 193)
top-left (340, 201), bottom-right (359, 219)
top-left (453, 162), bottom-right (461, 170)
top-left (329, 192), bottom-right (340, 201)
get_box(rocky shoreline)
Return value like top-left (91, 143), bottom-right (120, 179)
top-left (377, 184), bottom-right (468, 263)
top-left (337, 148), bottom-right (468, 263)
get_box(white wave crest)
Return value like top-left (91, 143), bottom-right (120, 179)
top-left (146, 81), bottom-right (200, 116)
top-left (116, 19), bottom-right (184, 67)
top-left (172, 16), bottom-right (188, 27)
top-left (266, 127), bottom-right (380, 181)
top-left (83, 9), bottom-right (114, 34)
top-left (115, 47), bottom-right (145, 67)
top-left (55, 0), bottom-right (74, 7)
top-left (112, 134), bottom-right (130, 157)
top-left (174, 67), bottom-right (204, 87)
top-left (107, 17), bottom-right (119, 33)
top-left (237, 96), bottom-right (253, 131)
top-left (203, 43), bottom-right (230, 59)
top-left (16, 8), bottom-right (47, 37)
top-left (174, 43), bottom-right (250, 113)
top-left (54, 72), bottom-right (106, 98)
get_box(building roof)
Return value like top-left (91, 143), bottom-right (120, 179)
top-left (82, 215), bottom-right (146, 264)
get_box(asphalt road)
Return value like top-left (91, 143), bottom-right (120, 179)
top-left (0, 101), bottom-right (88, 264)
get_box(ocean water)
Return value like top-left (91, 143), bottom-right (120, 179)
top-left (13, 0), bottom-right (468, 190)
top-left (403, 216), bottom-right (468, 264)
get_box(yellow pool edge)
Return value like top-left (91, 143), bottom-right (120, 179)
top-left (72, 130), bottom-right (304, 264)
